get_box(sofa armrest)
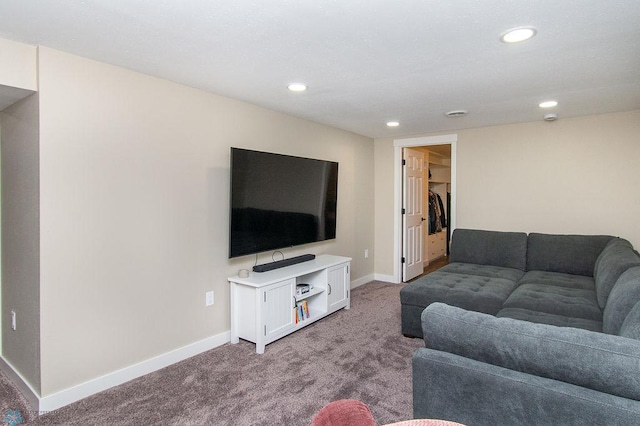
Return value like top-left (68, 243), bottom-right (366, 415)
top-left (421, 303), bottom-right (640, 401)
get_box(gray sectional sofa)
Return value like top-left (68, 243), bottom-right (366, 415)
top-left (401, 229), bottom-right (640, 425)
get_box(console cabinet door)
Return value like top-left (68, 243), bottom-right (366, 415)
top-left (327, 263), bottom-right (350, 312)
top-left (262, 279), bottom-right (296, 342)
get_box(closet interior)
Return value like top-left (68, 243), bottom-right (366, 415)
top-left (417, 145), bottom-right (451, 265)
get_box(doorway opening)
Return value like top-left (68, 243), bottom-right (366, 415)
top-left (393, 134), bottom-right (457, 283)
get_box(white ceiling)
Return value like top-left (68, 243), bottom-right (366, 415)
top-left (1, 1), bottom-right (639, 138)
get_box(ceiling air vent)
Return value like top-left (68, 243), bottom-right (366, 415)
top-left (445, 109), bottom-right (468, 118)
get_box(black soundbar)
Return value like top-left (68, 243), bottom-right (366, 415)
top-left (253, 254), bottom-right (316, 273)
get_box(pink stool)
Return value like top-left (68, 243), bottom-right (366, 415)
top-left (386, 420), bottom-right (465, 426)
top-left (311, 399), bottom-right (377, 426)
top-left (311, 399), bottom-right (465, 426)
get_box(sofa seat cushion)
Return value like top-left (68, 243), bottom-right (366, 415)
top-left (497, 307), bottom-right (603, 332)
top-left (502, 283), bottom-right (602, 321)
top-left (438, 262), bottom-right (525, 282)
top-left (517, 270), bottom-right (595, 290)
top-left (401, 271), bottom-right (517, 316)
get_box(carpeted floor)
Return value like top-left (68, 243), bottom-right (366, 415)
top-left (1, 281), bottom-right (425, 425)
top-left (1, 368), bottom-right (33, 425)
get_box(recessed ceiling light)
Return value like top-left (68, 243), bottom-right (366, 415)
top-left (287, 83), bottom-right (307, 92)
top-left (500, 27), bottom-right (537, 43)
top-left (386, 121), bottom-right (400, 127)
top-left (539, 100), bottom-right (558, 108)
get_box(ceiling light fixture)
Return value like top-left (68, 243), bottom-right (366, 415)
top-left (287, 83), bottom-right (307, 92)
top-left (386, 121), bottom-right (400, 127)
top-left (500, 27), bottom-right (537, 43)
top-left (539, 100), bottom-right (558, 108)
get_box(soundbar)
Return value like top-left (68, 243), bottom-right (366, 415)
top-left (253, 254), bottom-right (316, 273)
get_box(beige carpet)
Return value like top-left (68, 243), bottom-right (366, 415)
top-left (1, 281), bottom-right (424, 425)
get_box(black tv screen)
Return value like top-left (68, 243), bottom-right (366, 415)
top-left (229, 148), bottom-right (338, 258)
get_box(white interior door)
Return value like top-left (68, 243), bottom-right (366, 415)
top-left (402, 148), bottom-right (425, 281)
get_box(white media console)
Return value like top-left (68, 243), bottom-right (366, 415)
top-left (228, 254), bottom-right (351, 354)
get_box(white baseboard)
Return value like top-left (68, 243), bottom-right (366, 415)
top-left (0, 356), bottom-right (40, 411)
top-left (350, 274), bottom-right (374, 289)
top-left (374, 273), bottom-right (399, 283)
top-left (351, 273), bottom-right (402, 288)
top-left (2, 331), bottom-right (230, 413)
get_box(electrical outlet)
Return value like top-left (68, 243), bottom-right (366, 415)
top-left (364, 249), bottom-right (369, 259)
top-left (206, 291), bottom-right (214, 307)
top-left (11, 311), bottom-right (16, 331)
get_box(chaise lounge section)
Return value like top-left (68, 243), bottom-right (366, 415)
top-left (401, 229), bottom-right (528, 338)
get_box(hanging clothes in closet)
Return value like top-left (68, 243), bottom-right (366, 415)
top-left (428, 189), bottom-right (447, 234)
top-left (437, 192), bottom-right (447, 229)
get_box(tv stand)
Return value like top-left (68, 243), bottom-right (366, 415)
top-left (253, 253), bottom-right (316, 272)
top-left (229, 254), bottom-right (351, 354)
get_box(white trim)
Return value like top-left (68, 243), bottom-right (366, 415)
top-left (393, 134), bottom-right (458, 284)
top-left (0, 331), bottom-right (230, 413)
top-left (0, 356), bottom-right (40, 411)
top-left (350, 273), bottom-right (398, 284)
top-left (39, 331), bottom-right (230, 412)
top-left (350, 274), bottom-right (374, 289)
top-left (393, 134), bottom-right (457, 148)
top-left (374, 273), bottom-right (398, 284)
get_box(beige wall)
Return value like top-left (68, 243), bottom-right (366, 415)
top-left (374, 110), bottom-right (640, 277)
top-left (1, 93), bottom-right (41, 392)
top-left (36, 47), bottom-right (374, 395)
top-left (0, 38), bottom-right (37, 91)
top-left (373, 139), bottom-right (396, 277)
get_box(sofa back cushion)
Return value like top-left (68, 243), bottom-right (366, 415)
top-left (449, 229), bottom-right (528, 271)
top-left (593, 238), bottom-right (640, 308)
top-left (603, 266), bottom-right (640, 335)
top-left (422, 302), bottom-right (640, 401)
top-left (526, 233), bottom-right (613, 276)
top-left (620, 300), bottom-right (640, 340)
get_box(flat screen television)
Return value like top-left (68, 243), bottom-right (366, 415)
top-left (229, 148), bottom-right (339, 259)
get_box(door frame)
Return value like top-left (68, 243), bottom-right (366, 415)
top-left (393, 134), bottom-right (458, 283)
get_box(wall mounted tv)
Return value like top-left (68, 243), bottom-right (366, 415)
top-left (229, 148), bottom-right (339, 259)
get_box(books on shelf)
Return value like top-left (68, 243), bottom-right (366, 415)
top-left (294, 300), bottom-right (310, 324)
